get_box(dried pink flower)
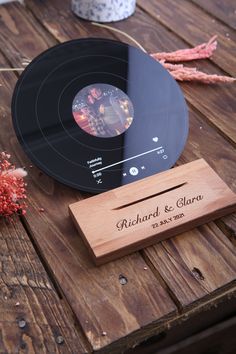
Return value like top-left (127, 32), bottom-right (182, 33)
top-left (0, 152), bottom-right (27, 217)
top-left (169, 69), bottom-right (236, 83)
top-left (151, 37), bottom-right (235, 84)
top-left (159, 60), bottom-right (235, 83)
top-left (151, 36), bottom-right (218, 62)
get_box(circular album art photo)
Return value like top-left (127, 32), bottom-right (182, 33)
top-left (72, 83), bottom-right (134, 138)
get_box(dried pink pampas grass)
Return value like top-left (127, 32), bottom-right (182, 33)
top-left (151, 36), bottom-right (235, 84)
top-left (151, 36), bottom-right (217, 62)
top-left (160, 60), bottom-right (236, 84)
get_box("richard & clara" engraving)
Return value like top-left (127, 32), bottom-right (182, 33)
top-left (116, 194), bottom-right (203, 231)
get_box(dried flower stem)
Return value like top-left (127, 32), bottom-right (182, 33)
top-left (151, 36), bottom-right (218, 62)
top-left (170, 70), bottom-right (236, 83)
top-left (158, 59), bottom-right (235, 83)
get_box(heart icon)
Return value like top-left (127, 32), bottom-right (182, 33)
top-left (152, 137), bottom-right (158, 142)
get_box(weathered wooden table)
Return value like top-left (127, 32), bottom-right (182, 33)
top-left (0, 1), bottom-right (236, 353)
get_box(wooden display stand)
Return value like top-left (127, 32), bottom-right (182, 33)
top-left (69, 159), bottom-right (236, 265)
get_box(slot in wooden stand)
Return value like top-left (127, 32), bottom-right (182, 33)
top-left (69, 159), bottom-right (236, 265)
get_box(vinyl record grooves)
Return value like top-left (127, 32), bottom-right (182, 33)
top-left (12, 38), bottom-right (188, 193)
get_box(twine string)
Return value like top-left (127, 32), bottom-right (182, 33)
top-left (0, 68), bottom-right (25, 72)
top-left (91, 22), bottom-right (147, 53)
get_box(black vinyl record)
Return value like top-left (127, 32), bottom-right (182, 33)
top-left (12, 38), bottom-right (188, 193)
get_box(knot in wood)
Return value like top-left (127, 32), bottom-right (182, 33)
top-left (192, 267), bottom-right (205, 280)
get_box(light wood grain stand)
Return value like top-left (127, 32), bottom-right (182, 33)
top-left (69, 159), bottom-right (236, 265)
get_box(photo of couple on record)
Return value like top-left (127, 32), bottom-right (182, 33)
top-left (72, 84), bottom-right (134, 138)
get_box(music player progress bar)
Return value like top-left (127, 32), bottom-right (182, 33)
top-left (92, 146), bottom-right (163, 174)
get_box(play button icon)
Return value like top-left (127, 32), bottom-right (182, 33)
top-left (129, 167), bottom-right (139, 176)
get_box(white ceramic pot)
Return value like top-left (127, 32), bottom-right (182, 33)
top-left (71, 0), bottom-right (136, 22)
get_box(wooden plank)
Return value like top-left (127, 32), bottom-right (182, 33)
top-left (0, 4), bottom-right (177, 352)
top-left (24, 0), bottom-right (236, 312)
top-left (138, 0), bottom-right (236, 77)
top-left (144, 222), bottom-right (236, 307)
top-left (0, 1), bottom-right (116, 67)
top-left (69, 159), bottom-right (236, 265)
top-left (191, 0), bottom-right (236, 31)
top-left (0, 216), bottom-right (88, 353)
top-left (0, 3), bottom-right (54, 66)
